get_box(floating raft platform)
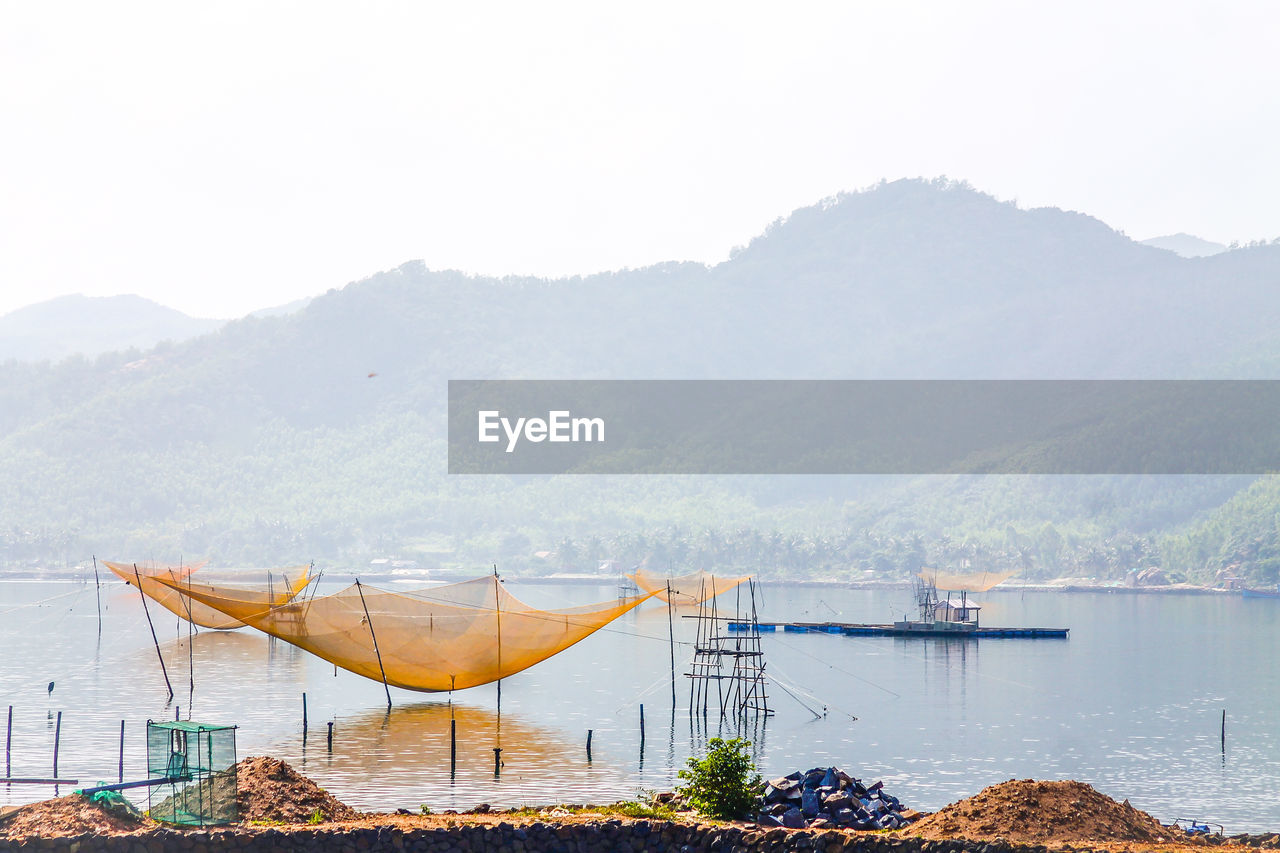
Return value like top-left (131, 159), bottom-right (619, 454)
top-left (727, 621), bottom-right (1068, 639)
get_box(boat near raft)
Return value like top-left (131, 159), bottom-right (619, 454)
top-left (730, 567), bottom-right (1068, 639)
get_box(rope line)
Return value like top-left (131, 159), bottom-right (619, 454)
top-left (762, 632), bottom-right (903, 699)
top-left (0, 585), bottom-right (87, 615)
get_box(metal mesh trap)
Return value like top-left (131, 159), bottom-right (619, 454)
top-left (145, 720), bottom-right (238, 826)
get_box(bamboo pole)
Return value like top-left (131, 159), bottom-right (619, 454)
top-left (493, 565), bottom-right (502, 712)
top-left (689, 581), bottom-right (703, 715)
top-left (133, 565), bottom-right (173, 701)
top-left (667, 582), bottom-right (677, 708)
top-left (52, 711), bottom-right (61, 781)
top-left (711, 577), bottom-right (724, 718)
top-left (186, 571), bottom-right (194, 702)
top-left (355, 580), bottom-right (392, 711)
top-left (92, 556), bottom-right (102, 636)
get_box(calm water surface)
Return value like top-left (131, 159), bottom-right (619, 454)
top-left (1, 578), bottom-right (1277, 830)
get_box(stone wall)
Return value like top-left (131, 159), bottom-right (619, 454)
top-left (0, 821), bottom-right (1014, 853)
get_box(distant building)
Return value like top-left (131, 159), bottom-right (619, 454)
top-left (935, 598), bottom-right (981, 625)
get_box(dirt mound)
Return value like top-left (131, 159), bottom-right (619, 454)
top-left (0, 795), bottom-right (149, 839)
top-left (235, 756), bottom-right (358, 824)
top-left (909, 779), bottom-right (1172, 844)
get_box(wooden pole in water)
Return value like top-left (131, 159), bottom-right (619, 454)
top-left (711, 577), bottom-right (724, 719)
top-left (450, 718), bottom-right (457, 778)
top-left (185, 571), bottom-right (194, 701)
top-left (1222, 709), bottom-right (1226, 752)
top-left (586, 729), bottom-right (592, 761)
top-left (6, 705), bottom-right (11, 779)
top-left (355, 580), bottom-right (392, 712)
top-left (698, 580), bottom-right (712, 716)
top-left (302, 693), bottom-right (308, 734)
top-left (690, 582), bottom-right (702, 715)
top-left (640, 704), bottom-right (645, 751)
top-left (666, 582), bottom-right (677, 709)
top-left (492, 747), bottom-right (502, 776)
top-left (493, 566), bottom-right (502, 713)
top-left (118, 720), bottom-right (125, 783)
top-left (326, 722), bottom-right (333, 752)
top-left (92, 556), bottom-right (102, 636)
top-left (133, 565), bottom-right (174, 702)
top-left (52, 711), bottom-right (61, 781)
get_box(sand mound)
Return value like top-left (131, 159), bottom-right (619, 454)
top-left (235, 756), bottom-right (358, 824)
top-left (2, 758), bottom-right (356, 836)
top-left (0, 795), bottom-right (149, 839)
top-left (909, 779), bottom-right (1172, 844)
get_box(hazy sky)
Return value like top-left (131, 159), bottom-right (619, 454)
top-left (2, 1), bottom-right (1277, 319)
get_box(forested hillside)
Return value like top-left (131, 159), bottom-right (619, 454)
top-left (3, 179), bottom-right (1278, 583)
top-left (1160, 476), bottom-right (1280, 585)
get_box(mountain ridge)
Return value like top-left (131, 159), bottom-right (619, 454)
top-left (0, 293), bottom-right (226, 364)
top-left (1, 179), bottom-right (1277, 583)
top-left (1141, 232), bottom-right (1229, 258)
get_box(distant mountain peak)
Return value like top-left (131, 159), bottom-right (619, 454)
top-left (723, 177), bottom-right (1142, 290)
top-left (249, 296), bottom-right (313, 319)
top-left (0, 293), bottom-right (225, 363)
top-left (1140, 233), bottom-right (1228, 258)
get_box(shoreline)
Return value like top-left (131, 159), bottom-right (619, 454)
top-left (3, 805), bottom-right (1280, 853)
top-left (0, 570), bottom-right (1248, 597)
top-left (5, 761), bottom-right (1279, 852)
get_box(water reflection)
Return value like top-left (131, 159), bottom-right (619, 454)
top-left (911, 636), bottom-right (975, 705)
top-left (289, 701), bottom-right (776, 811)
top-left (291, 702), bottom-right (642, 811)
top-left (687, 709), bottom-right (770, 768)
top-left (159, 628), bottom-right (311, 702)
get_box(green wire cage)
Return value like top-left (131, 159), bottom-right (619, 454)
top-left (145, 720), bottom-right (238, 826)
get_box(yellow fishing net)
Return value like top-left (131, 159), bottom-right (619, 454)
top-left (629, 569), bottom-right (749, 605)
top-left (918, 568), bottom-right (1017, 592)
top-left (104, 561), bottom-right (312, 630)
top-left (157, 575), bottom-right (655, 692)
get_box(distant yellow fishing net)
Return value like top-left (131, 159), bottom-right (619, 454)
top-left (630, 569), bottom-right (749, 605)
top-left (918, 568), bottom-right (1017, 592)
top-left (159, 575), bottom-right (654, 692)
top-left (103, 561), bottom-right (312, 630)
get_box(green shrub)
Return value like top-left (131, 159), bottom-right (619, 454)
top-left (675, 737), bottom-right (761, 819)
top-left (608, 800), bottom-right (676, 820)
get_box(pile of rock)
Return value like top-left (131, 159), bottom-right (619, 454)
top-left (756, 767), bottom-right (916, 830)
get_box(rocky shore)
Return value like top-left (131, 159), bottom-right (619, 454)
top-left (3, 759), bottom-right (1278, 853)
top-left (3, 814), bottom-right (1280, 853)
